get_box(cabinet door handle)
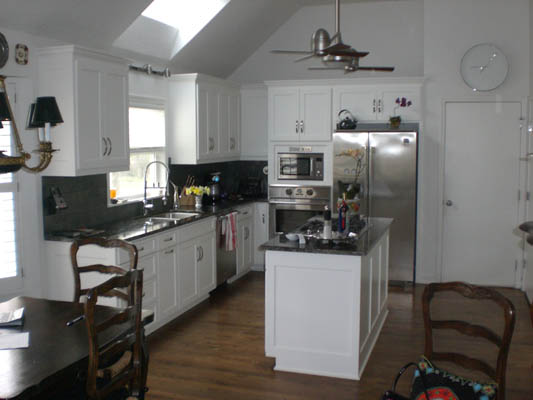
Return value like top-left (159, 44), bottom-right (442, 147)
top-left (295, 120), bottom-right (299, 133)
top-left (200, 246), bottom-right (204, 261)
top-left (209, 137), bottom-right (215, 151)
top-left (196, 247), bottom-right (201, 262)
top-left (262, 213), bottom-right (265, 224)
top-left (102, 138), bottom-right (108, 156)
top-left (372, 99), bottom-right (376, 113)
top-left (164, 249), bottom-right (174, 255)
top-left (107, 137), bottom-right (112, 155)
top-left (163, 237), bottom-right (173, 242)
top-left (377, 99), bottom-right (382, 113)
top-left (300, 120), bottom-right (304, 133)
top-left (242, 211), bottom-right (248, 215)
top-left (138, 246), bottom-right (145, 252)
top-left (230, 137), bottom-right (235, 150)
top-left (244, 227), bottom-right (249, 240)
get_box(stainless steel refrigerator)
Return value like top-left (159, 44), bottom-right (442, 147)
top-left (333, 123), bottom-right (418, 283)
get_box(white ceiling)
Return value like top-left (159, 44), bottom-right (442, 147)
top-left (0, 0), bottom-right (397, 78)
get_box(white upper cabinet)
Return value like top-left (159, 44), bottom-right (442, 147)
top-left (333, 82), bottom-right (422, 124)
top-left (240, 85), bottom-right (267, 160)
top-left (37, 46), bottom-right (129, 176)
top-left (167, 73), bottom-right (240, 164)
top-left (268, 86), bottom-right (331, 142)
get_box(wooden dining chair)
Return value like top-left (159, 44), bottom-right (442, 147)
top-left (85, 269), bottom-right (144, 400)
top-left (70, 237), bottom-right (138, 303)
top-left (422, 282), bottom-right (516, 400)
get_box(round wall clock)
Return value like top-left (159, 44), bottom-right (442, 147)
top-left (0, 32), bottom-right (8, 68)
top-left (460, 43), bottom-right (508, 91)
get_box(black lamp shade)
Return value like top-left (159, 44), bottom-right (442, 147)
top-left (31, 97), bottom-right (63, 126)
top-left (27, 103), bottom-right (41, 128)
top-left (0, 92), bottom-right (11, 121)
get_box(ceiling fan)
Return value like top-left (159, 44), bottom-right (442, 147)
top-left (271, 0), bottom-right (395, 73)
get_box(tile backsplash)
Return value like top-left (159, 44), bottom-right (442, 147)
top-left (42, 160), bottom-right (267, 235)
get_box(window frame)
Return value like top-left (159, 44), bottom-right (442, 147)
top-left (0, 81), bottom-right (23, 292)
top-left (108, 96), bottom-right (167, 205)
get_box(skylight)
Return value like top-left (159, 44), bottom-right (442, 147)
top-left (142, 0), bottom-right (230, 44)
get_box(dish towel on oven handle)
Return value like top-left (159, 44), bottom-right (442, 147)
top-left (221, 212), bottom-right (237, 251)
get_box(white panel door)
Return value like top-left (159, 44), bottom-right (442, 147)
top-left (157, 246), bottom-right (178, 317)
top-left (442, 102), bottom-right (523, 286)
top-left (299, 87), bottom-right (332, 141)
top-left (333, 86), bottom-right (377, 122)
top-left (269, 87), bottom-right (299, 141)
top-left (197, 233), bottom-right (216, 297)
top-left (76, 58), bottom-right (102, 171)
top-left (101, 70), bottom-right (129, 170)
top-left (178, 239), bottom-right (199, 308)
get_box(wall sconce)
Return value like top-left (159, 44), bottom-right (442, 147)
top-left (0, 75), bottom-right (63, 173)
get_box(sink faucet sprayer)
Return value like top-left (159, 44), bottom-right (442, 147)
top-left (143, 161), bottom-right (170, 216)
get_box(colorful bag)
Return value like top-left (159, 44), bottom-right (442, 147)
top-left (382, 362), bottom-right (429, 400)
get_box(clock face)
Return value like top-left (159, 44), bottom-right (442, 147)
top-left (460, 43), bottom-right (508, 91)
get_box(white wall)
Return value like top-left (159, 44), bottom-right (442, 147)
top-left (420, 0), bottom-right (530, 283)
top-left (0, 27), bottom-right (63, 299)
top-left (230, 0), bottom-right (532, 284)
top-left (229, 0), bottom-right (424, 84)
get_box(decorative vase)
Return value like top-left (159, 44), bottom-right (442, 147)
top-left (194, 195), bottom-right (203, 209)
top-left (389, 116), bottom-right (401, 129)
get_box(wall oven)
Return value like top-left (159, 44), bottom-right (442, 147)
top-left (269, 185), bottom-right (331, 236)
top-left (277, 152), bottom-right (324, 181)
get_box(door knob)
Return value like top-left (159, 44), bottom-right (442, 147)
top-left (445, 200), bottom-right (453, 206)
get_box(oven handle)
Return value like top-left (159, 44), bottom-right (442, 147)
top-left (269, 202), bottom-right (328, 211)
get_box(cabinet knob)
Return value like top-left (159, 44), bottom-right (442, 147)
top-left (445, 200), bottom-right (453, 206)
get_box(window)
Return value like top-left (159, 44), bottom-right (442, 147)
top-left (0, 120), bottom-right (20, 281)
top-left (109, 99), bottom-right (166, 202)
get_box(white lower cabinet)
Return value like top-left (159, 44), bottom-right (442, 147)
top-left (44, 216), bottom-right (217, 335)
top-left (253, 202), bottom-right (269, 268)
top-left (178, 230), bottom-right (216, 310)
top-left (157, 245), bottom-right (179, 319)
top-left (236, 208), bottom-right (254, 278)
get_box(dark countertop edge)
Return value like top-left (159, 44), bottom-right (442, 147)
top-left (45, 198), bottom-right (267, 243)
top-left (259, 217), bottom-right (393, 256)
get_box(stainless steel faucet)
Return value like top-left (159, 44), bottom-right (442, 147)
top-left (143, 161), bottom-right (169, 216)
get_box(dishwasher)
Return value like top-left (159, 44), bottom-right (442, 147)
top-left (216, 213), bottom-right (237, 286)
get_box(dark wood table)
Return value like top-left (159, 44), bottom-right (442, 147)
top-left (0, 296), bottom-right (153, 400)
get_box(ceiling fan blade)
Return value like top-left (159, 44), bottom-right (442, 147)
top-left (271, 50), bottom-right (313, 55)
top-left (324, 42), bottom-right (351, 53)
top-left (308, 67), bottom-right (345, 70)
top-left (357, 66), bottom-right (395, 71)
top-left (294, 54), bottom-right (316, 62)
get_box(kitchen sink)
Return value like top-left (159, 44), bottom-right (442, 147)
top-left (153, 212), bottom-right (200, 220)
top-left (139, 212), bottom-right (200, 226)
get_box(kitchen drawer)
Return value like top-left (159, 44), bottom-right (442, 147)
top-left (158, 231), bottom-right (177, 249)
top-left (137, 253), bottom-right (157, 280)
top-left (118, 236), bottom-right (157, 264)
top-left (237, 205), bottom-right (253, 221)
top-left (142, 278), bottom-right (157, 303)
top-left (178, 217), bottom-right (216, 242)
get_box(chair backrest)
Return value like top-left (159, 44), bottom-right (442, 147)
top-left (84, 269), bottom-right (143, 400)
top-left (422, 282), bottom-right (516, 400)
top-left (70, 237), bottom-right (138, 303)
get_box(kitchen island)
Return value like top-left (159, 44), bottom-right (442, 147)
top-left (260, 217), bottom-right (392, 380)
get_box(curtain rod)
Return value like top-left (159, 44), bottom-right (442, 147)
top-left (129, 64), bottom-right (171, 78)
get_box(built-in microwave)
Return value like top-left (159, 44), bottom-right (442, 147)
top-left (277, 152), bottom-right (324, 181)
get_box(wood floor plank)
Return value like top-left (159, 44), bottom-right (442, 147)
top-left (146, 272), bottom-right (533, 399)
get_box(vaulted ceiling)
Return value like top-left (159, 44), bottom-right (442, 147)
top-left (0, 0), bottom-right (385, 78)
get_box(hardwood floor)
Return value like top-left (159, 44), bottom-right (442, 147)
top-left (146, 272), bottom-right (533, 399)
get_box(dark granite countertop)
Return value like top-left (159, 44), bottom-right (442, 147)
top-left (259, 217), bottom-right (393, 256)
top-left (45, 198), bottom-right (266, 243)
